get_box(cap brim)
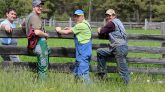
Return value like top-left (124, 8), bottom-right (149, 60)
top-left (105, 13), bottom-right (112, 16)
top-left (33, 2), bottom-right (44, 6)
top-left (74, 14), bottom-right (84, 16)
top-left (41, 2), bottom-right (44, 5)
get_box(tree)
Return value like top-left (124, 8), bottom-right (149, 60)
top-left (0, 0), bottom-right (31, 18)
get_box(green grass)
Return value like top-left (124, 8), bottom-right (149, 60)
top-left (1, 28), bottom-right (165, 92)
top-left (126, 29), bottom-right (161, 34)
top-left (0, 68), bottom-right (165, 92)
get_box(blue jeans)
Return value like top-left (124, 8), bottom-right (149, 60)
top-left (74, 37), bottom-right (92, 84)
top-left (97, 45), bottom-right (130, 84)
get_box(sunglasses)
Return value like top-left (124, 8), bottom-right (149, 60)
top-left (36, 5), bottom-right (42, 8)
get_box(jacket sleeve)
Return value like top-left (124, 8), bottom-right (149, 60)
top-left (98, 21), bottom-right (115, 39)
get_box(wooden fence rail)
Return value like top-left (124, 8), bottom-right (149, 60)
top-left (0, 28), bottom-right (165, 74)
top-left (1, 62), bottom-right (165, 74)
top-left (0, 29), bottom-right (165, 41)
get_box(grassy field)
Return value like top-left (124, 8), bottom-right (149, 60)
top-left (0, 28), bottom-right (165, 92)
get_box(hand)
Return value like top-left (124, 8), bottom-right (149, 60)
top-left (55, 27), bottom-right (62, 32)
top-left (45, 33), bottom-right (49, 39)
top-left (97, 27), bottom-right (101, 33)
top-left (64, 27), bottom-right (71, 30)
top-left (5, 25), bottom-right (12, 33)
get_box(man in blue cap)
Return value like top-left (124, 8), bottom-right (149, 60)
top-left (56, 9), bottom-right (92, 84)
top-left (25, 0), bottom-right (49, 80)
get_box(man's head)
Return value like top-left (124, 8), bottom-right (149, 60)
top-left (105, 9), bottom-right (116, 22)
top-left (5, 8), bottom-right (17, 22)
top-left (73, 9), bottom-right (85, 23)
top-left (32, 0), bottom-right (44, 15)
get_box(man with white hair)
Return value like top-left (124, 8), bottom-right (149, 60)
top-left (97, 9), bottom-right (130, 84)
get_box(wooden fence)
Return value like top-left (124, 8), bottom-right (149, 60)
top-left (0, 24), bottom-right (165, 74)
top-left (0, 18), bottom-right (150, 29)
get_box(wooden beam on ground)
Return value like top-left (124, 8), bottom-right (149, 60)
top-left (1, 62), bottom-right (165, 74)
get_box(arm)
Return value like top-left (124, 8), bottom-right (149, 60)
top-left (55, 27), bottom-right (73, 34)
top-left (98, 21), bottom-right (115, 39)
top-left (34, 29), bottom-right (48, 38)
top-left (28, 15), bottom-right (49, 38)
top-left (0, 23), bottom-right (12, 33)
top-left (98, 21), bottom-right (115, 34)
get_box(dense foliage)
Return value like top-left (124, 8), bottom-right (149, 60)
top-left (0, 0), bottom-right (165, 22)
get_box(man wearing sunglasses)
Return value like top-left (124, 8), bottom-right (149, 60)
top-left (97, 9), bottom-right (130, 85)
top-left (25, 0), bottom-right (49, 80)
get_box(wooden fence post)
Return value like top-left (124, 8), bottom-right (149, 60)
top-left (53, 20), bottom-right (55, 27)
top-left (49, 19), bottom-right (52, 27)
top-left (69, 17), bottom-right (72, 27)
top-left (160, 22), bottom-right (165, 79)
top-left (144, 18), bottom-right (148, 30)
top-left (160, 22), bottom-right (165, 59)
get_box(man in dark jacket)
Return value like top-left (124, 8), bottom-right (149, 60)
top-left (97, 9), bottom-right (130, 84)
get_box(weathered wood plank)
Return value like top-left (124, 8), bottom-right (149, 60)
top-left (0, 44), bottom-right (165, 64)
top-left (91, 66), bottom-right (165, 74)
top-left (1, 45), bottom-right (165, 55)
top-left (0, 28), bottom-right (26, 38)
top-left (0, 61), bottom-right (74, 73)
top-left (127, 34), bottom-right (165, 41)
top-left (0, 46), bottom-right (75, 57)
top-left (1, 62), bottom-right (165, 74)
top-left (91, 56), bottom-right (165, 64)
top-left (0, 28), bottom-right (75, 39)
top-left (0, 29), bottom-right (165, 41)
top-left (93, 44), bottom-right (165, 54)
top-left (127, 57), bottom-right (165, 64)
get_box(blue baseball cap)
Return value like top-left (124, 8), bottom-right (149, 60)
top-left (74, 9), bottom-right (84, 15)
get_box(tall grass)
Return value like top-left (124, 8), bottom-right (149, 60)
top-left (0, 67), bottom-right (165, 92)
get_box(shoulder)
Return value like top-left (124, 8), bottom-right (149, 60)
top-left (105, 21), bottom-right (115, 27)
top-left (112, 18), bottom-right (122, 24)
top-left (0, 19), bottom-right (10, 28)
top-left (30, 14), bottom-right (40, 21)
top-left (77, 20), bottom-right (89, 27)
top-left (28, 13), bottom-right (41, 24)
top-left (0, 19), bottom-right (9, 25)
